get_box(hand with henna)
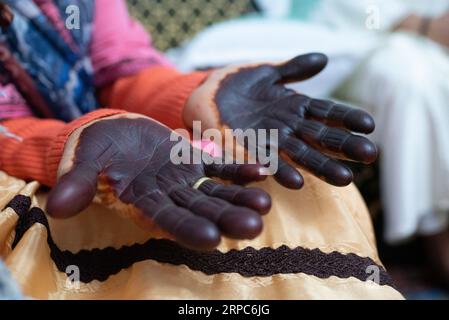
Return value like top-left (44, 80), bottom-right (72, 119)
top-left (184, 53), bottom-right (378, 189)
top-left (46, 115), bottom-right (272, 251)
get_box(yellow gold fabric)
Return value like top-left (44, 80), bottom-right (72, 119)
top-left (0, 171), bottom-right (403, 300)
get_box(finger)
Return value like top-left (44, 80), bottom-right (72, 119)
top-left (204, 163), bottom-right (269, 184)
top-left (135, 194), bottom-right (221, 251)
top-left (282, 137), bottom-right (353, 186)
top-left (276, 53), bottom-right (328, 83)
top-left (169, 187), bottom-right (263, 240)
top-left (297, 120), bottom-right (378, 164)
top-left (46, 163), bottom-right (99, 219)
top-left (306, 99), bottom-right (375, 134)
top-left (197, 179), bottom-right (272, 215)
top-left (274, 158), bottom-right (304, 189)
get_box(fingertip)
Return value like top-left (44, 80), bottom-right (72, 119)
top-left (343, 136), bottom-right (378, 164)
top-left (218, 208), bottom-right (263, 240)
top-left (46, 173), bottom-right (96, 219)
top-left (307, 52), bottom-right (329, 68)
top-left (174, 218), bottom-right (221, 251)
top-left (363, 142), bottom-right (378, 164)
top-left (234, 188), bottom-right (272, 215)
top-left (345, 110), bottom-right (376, 134)
top-left (321, 161), bottom-right (353, 187)
top-left (279, 53), bottom-right (328, 82)
top-left (275, 165), bottom-right (304, 189)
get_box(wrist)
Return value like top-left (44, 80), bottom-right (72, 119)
top-left (179, 71), bottom-right (211, 130)
top-left (395, 14), bottom-right (422, 33)
top-left (183, 78), bottom-right (219, 132)
top-left (183, 67), bottom-right (235, 131)
top-left (419, 17), bottom-right (432, 37)
top-left (57, 112), bottom-right (153, 181)
top-left (426, 17), bottom-right (442, 44)
top-left (47, 109), bottom-right (127, 185)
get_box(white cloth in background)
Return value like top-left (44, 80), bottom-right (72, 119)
top-left (320, 0), bottom-right (449, 242)
top-left (167, 19), bottom-right (378, 97)
top-left (338, 33), bottom-right (449, 243)
top-left (310, 0), bottom-right (449, 32)
top-left (169, 0), bottom-right (449, 242)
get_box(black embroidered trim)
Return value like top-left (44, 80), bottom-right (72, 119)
top-left (5, 195), bottom-right (31, 217)
top-left (12, 207), bottom-right (49, 249)
top-left (3, 195), bottom-right (395, 287)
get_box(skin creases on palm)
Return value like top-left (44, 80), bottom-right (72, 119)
top-left (46, 117), bottom-right (272, 251)
top-left (213, 53), bottom-right (378, 189)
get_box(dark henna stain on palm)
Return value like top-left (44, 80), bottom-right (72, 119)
top-left (214, 53), bottom-right (377, 188)
top-left (46, 118), bottom-right (271, 251)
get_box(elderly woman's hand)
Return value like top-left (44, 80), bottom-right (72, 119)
top-left (46, 115), bottom-right (271, 251)
top-left (184, 53), bottom-right (378, 189)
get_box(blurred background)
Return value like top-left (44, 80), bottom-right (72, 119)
top-left (127, 0), bottom-right (449, 300)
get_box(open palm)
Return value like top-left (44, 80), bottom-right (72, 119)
top-left (46, 117), bottom-right (271, 251)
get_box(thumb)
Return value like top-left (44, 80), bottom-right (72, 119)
top-left (46, 163), bottom-right (98, 219)
top-left (277, 53), bottom-right (328, 84)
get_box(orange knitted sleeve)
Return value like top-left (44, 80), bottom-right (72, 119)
top-left (99, 66), bottom-right (208, 130)
top-left (0, 109), bottom-right (125, 186)
top-left (0, 68), bottom-right (207, 186)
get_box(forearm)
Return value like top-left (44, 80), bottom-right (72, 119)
top-left (0, 117), bottom-right (65, 186)
top-left (394, 13), bottom-right (449, 47)
top-left (394, 14), bottom-right (423, 33)
top-left (0, 109), bottom-right (125, 186)
top-left (99, 66), bottom-right (208, 130)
